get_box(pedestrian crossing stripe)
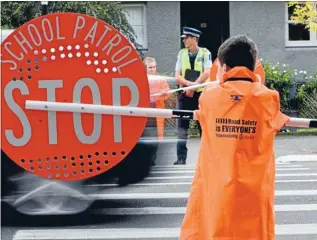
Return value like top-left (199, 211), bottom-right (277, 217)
top-left (150, 162), bottom-right (301, 169)
top-left (88, 190), bottom-right (317, 200)
top-left (145, 173), bottom-right (317, 180)
top-left (12, 224), bottom-right (317, 239)
top-left (277, 155), bottom-right (317, 162)
top-left (150, 168), bottom-right (311, 174)
top-left (90, 179), bottom-right (317, 187)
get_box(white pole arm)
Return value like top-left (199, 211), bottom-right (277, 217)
top-left (25, 100), bottom-right (317, 128)
top-left (286, 117), bottom-right (317, 128)
top-left (25, 101), bottom-right (194, 119)
top-left (150, 80), bottom-right (220, 97)
top-left (147, 75), bottom-right (177, 82)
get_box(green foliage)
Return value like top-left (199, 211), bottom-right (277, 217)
top-left (288, 1), bottom-right (317, 32)
top-left (297, 78), bottom-right (317, 100)
top-left (0, 1), bottom-right (144, 52)
top-left (263, 61), bottom-right (296, 110)
top-left (262, 60), bottom-right (317, 118)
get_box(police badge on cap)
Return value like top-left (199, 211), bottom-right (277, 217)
top-left (181, 27), bottom-right (202, 38)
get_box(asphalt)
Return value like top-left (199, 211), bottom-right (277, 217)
top-left (1, 135), bottom-right (317, 240)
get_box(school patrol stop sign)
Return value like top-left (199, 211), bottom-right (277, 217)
top-left (1, 13), bottom-right (149, 181)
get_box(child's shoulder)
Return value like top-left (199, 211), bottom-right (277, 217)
top-left (203, 83), bottom-right (221, 93)
top-left (252, 82), bottom-right (279, 97)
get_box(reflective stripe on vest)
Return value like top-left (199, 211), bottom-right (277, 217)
top-left (180, 48), bottom-right (206, 92)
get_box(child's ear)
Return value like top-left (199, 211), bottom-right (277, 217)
top-left (223, 64), bottom-right (230, 72)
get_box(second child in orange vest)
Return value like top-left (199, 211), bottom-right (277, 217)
top-left (143, 57), bottom-right (170, 165)
top-left (179, 35), bottom-right (290, 240)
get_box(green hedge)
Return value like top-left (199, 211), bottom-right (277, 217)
top-left (262, 60), bottom-right (317, 117)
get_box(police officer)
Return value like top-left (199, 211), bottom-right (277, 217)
top-left (174, 27), bottom-right (212, 165)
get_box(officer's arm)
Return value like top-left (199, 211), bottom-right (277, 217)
top-left (195, 50), bottom-right (212, 84)
top-left (195, 68), bottom-right (209, 84)
top-left (175, 71), bottom-right (195, 86)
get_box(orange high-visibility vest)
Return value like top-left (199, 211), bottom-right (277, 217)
top-left (209, 58), bottom-right (266, 84)
top-left (150, 77), bottom-right (170, 140)
top-left (179, 66), bottom-right (289, 240)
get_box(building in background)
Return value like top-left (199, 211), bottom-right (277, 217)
top-left (121, 1), bottom-right (317, 77)
top-left (0, 29), bottom-right (14, 43)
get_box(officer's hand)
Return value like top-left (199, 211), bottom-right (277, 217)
top-left (185, 90), bottom-right (194, 98)
top-left (186, 81), bottom-right (196, 86)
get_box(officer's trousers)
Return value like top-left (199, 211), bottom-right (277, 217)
top-left (176, 91), bottom-right (202, 161)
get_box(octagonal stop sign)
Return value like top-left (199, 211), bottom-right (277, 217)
top-left (1, 13), bottom-right (149, 181)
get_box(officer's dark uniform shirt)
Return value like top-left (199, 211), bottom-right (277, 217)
top-left (189, 50), bottom-right (199, 69)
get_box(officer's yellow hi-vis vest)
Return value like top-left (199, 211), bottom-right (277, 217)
top-left (180, 47), bottom-right (209, 92)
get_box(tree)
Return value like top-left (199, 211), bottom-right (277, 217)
top-left (288, 1), bottom-right (317, 32)
top-left (1, 1), bottom-right (144, 56)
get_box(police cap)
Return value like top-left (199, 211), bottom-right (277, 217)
top-left (181, 27), bottom-right (202, 38)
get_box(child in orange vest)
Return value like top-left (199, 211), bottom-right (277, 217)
top-left (179, 35), bottom-right (290, 240)
top-left (143, 57), bottom-right (170, 165)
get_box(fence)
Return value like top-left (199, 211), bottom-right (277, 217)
top-left (298, 91), bottom-right (317, 119)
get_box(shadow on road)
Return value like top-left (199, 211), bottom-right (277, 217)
top-left (2, 200), bottom-right (131, 227)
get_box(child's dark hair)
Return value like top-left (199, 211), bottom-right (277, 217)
top-left (217, 35), bottom-right (258, 71)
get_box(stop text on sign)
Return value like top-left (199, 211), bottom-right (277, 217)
top-left (4, 78), bottom-right (140, 147)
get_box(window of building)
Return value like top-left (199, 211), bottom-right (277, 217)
top-left (122, 3), bottom-right (148, 49)
top-left (285, 2), bottom-right (317, 47)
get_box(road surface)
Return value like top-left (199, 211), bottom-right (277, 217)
top-left (1, 135), bottom-right (317, 240)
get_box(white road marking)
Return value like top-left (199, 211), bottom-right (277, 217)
top-left (275, 204), bottom-right (317, 211)
top-left (152, 164), bottom-right (197, 168)
top-left (88, 190), bottom-right (317, 200)
top-left (89, 182), bottom-right (194, 187)
top-left (90, 178), bottom-right (317, 187)
top-left (276, 173), bottom-right (317, 177)
top-left (151, 170), bottom-right (195, 174)
top-left (145, 173), bottom-right (317, 180)
top-left (145, 176), bottom-right (193, 180)
top-left (152, 163), bottom-right (296, 168)
top-left (277, 224), bottom-right (317, 235)
top-left (12, 228), bottom-right (180, 240)
top-left (276, 179), bottom-right (317, 183)
top-left (151, 162), bottom-right (296, 169)
top-left (275, 190), bottom-right (317, 196)
top-left (150, 168), bottom-right (311, 174)
top-left (12, 224), bottom-right (317, 239)
top-left (275, 168), bottom-right (311, 171)
top-left (277, 155), bottom-right (317, 162)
